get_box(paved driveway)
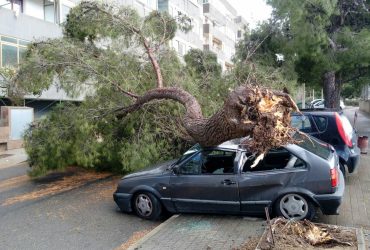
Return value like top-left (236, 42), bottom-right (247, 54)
top-left (0, 163), bottom-right (159, 250)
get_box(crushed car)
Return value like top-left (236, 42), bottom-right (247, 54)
top-left (114, 134), bottom-right (344, 221)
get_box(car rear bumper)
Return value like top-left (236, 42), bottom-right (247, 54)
top-left (347, 147), bottom-right (360, 173)
top-left (313, 172), bottom-right (345, 215)
top-left (113, 192), bottom-right (133, 212)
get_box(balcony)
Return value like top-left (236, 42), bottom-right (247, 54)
top-left (203, 3), bottom-right (227, 27)
top-left (0, 7), bottom-right (62, 41)
top-left (203, 23), bottom-right (235, 47)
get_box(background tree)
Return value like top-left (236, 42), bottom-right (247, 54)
top-left (232, 20), bottom-right (297, 95)
top-left (17, 1), bottom-right (298, 176)
top-left (265, 0), bottom-right (370, 108)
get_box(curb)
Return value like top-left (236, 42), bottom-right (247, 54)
top-left (357, 228), bottom-right (366, 250)
top-left (127, 214), bottom-right (180, 250)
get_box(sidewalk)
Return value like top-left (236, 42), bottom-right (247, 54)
top-left (128, 215), bottom-right (265, 250)
top-left (0, 148), bottom-right (28, 169)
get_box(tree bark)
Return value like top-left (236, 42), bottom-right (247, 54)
top-left (143, 40), bottom-right (163, 88)
top-left (323, 71), bottom-right (341, 109)
top-left (117, 85), bottom-right (298, 152)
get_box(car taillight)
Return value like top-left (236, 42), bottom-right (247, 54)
top-left (335, 113), bottom-right (353, 147)
top-left (330, 168), bottom-right (338, 188)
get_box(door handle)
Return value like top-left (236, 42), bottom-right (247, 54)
top-left (221, 179), bottom-right (236, 185)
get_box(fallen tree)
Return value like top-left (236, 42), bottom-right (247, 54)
top-left (16, 1), bottom-right (299, 174)
top-left (115, 84), bottom-right (299, 154)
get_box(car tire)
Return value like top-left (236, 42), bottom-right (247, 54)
top-left (274, 193), bottom-right (315, 220)
top-left (133, 192), bottom-right (162, 220)
top-left (339, 163), bottom-right (346, 177)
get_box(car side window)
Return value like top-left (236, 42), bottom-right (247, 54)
top-left (179, 153), bottom-right (202, 175)
top-left (313, 116), bottom-right (328, 132)
top-left (179, 149), bottom-right (236, 175)
top-left (242, 149), bottom-right (306, 173)
top-left (291, 115), bottom-right (314, 133)
top-left (202, 150), bottom-right (236, 174)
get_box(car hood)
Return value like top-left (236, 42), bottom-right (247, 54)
top-left (122, 159), bottom-right (177, 179)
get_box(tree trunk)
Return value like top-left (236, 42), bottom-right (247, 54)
top-left (323, 71), bottom-right (341, 108)
top-left (117, 85), bottom-right (298, 153)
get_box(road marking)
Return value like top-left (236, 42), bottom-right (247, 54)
top-left (0, 175), bottom-right (29, 192)
top-left (1, 171), bottom-right (112, 206)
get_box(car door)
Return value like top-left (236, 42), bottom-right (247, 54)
top-left (169, 149), bottom-right (240, 213)
top-left (237, 149), bottom-right (308, 215)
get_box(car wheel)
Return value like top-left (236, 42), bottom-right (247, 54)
top-left (274, 193), bottom-right (315, 220)
top-left (339, 163), bottom-right (346, 177)
top-left (133, 192), bottom-right (162, 220)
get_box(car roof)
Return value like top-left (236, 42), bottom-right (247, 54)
top-left (216, 138), bottom-right (245, 151)
top-left (211, 137), bottom-right (295, 152)
top-left (210, 133), bottom-right (332, 157)
top-left (293, 109), bottom-right (342, 116)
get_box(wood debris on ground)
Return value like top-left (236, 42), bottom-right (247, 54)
top-left (256, 217), bottom-right (357, 250)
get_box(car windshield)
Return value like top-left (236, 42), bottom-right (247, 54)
top-left (294, 133), bottom-right (331, 160)
top-left (176, 144), bottom-right (201, 164)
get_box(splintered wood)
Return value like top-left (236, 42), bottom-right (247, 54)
top-left (240, 86), bottom-right (299, 165)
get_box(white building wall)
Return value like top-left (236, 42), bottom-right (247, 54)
top-left (158, 0), bottom-right (203, 56)
top-left (23, 0), bottom-right (44, 19)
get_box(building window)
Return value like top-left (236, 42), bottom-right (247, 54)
top-left (0, 0), bottom-right (23, 13)
top-left (174, 40), bottom-right (186, 56)
top-left (60, 4), bottom-right (71, 23)
top-left (2, 44), bottom-right (17, 67)
top-left (0, 35), bottom-right (29, 68)
top-left (212, 37), bottom-right (222, 52)
top-left (237, 30), bottom-right (242, 39)
top-left (177, 41), bottom-right (185, 55)
top-left (44, 0), bottom-right (56, 23)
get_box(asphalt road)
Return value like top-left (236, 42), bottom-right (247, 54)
top-left (0, 163), bottom-right (159, 250)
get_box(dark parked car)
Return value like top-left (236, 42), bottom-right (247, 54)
top-left (291, 109), bottom-right (360, 175)
top-left (114, 134), bottom-right (344, 221)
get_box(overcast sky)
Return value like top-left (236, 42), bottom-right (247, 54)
top-left (228, 0), bottom-right (272, 29)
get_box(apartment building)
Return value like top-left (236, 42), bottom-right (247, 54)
top-left (158, 0), bottom-right (203, 58)
top-left (1, 0), bottom-right (247, 109)
top-left (0, 0), bottom-right (79, 108)
top-left (203, 0), bottom-right (242, 71)
top-left (0, 0), bottom-right (157, 111)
